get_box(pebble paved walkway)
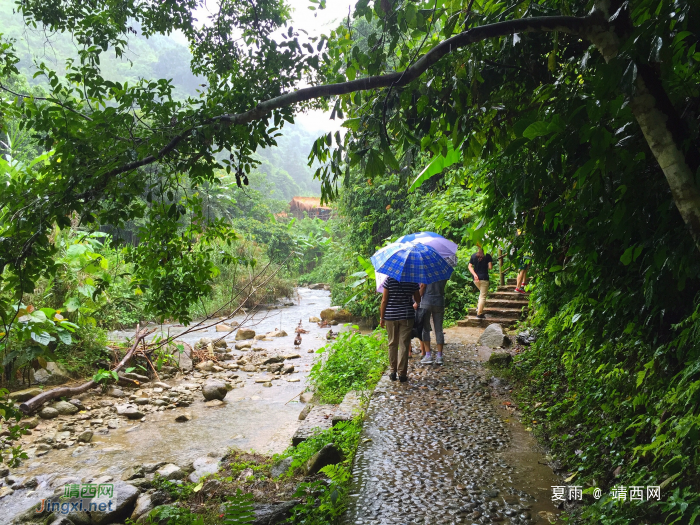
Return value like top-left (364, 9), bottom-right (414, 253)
top-left (344, 342), bottom-right (559, 525)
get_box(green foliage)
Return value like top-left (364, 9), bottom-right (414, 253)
top-left (281, 420), bottom-right (363, 524)
top-left (222, 490), bottom-right (255, 525)
top-left (0, 389), bottom-right (29, 467)
top-left (143, 504), bottom-right (205, 525)
top-left (308, 330), bottom-right (387, 404)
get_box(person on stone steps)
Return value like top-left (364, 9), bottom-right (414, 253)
top-left (418, 279), bottom-right (447, 365)
top-left (468, 246), bottom-right (493, 319)
top-left (380, 277), bottom-right (421, 382)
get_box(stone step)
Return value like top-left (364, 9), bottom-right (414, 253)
top-left (486, 299), bottom-right (529, 308)
top-left (468, 307), bottom-right (524, 319)
top-left (457, 317), bottom-right (519, 329)
top-left (292, 405), bottom-right (335, 446)
top-left (491, 291), bottom-right (529, 300)
top-left (507, 278), bottom-right (517, 285)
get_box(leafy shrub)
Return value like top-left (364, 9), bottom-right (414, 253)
top-left (308, 330), bottom-right (387, 404)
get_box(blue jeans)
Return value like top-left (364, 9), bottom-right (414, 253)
top-left (419, 305), bottom-right (444, 345)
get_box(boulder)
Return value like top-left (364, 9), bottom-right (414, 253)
top-left (283, 353), bottom-right (301, 360)
top-left (298, 404), bottom-right (314, 421)
top-left (143, 462), bottom-right (167, 473)
top-left (195, 360), bottom-right (215, 372)
top-left (108, 387), bottom-right (126, 398)
top-left (488, 352), bottom-right (513, 368)
top-left (271, 456), bottom-right (293, 478)
top-left (281, 365), bottom-right (294, 375)
top-left (39, 407), bottom-right (59, 419)
top-left (478, 323), bottom-right (506, 348)
top-left (115, 404), bottom-right (145, 420)
top-left (133, 398), bottom-right (149, 405)
top-left (77, 430), bottom-right (93, 443)
top-left (157, 463), bottom-right (184, 480)
top-left (309, 316), bottom-right (321, 323)
top-left (34, 362), bottom-right (71, 385)
top-left (306, 443), bottom-right (343, 475)
top-left (332, 309), bottom-right (353, 322)
top-left (214, 339), bottom-right (228, 349)
top-left (235, 342), bottom-right (252, 350)
top-left (517, 330), bottom-right (537, 345)
top-left (252, 501), bottom-right (297, 524)
top-left (20, 417), bottom-right (39, 429)
top-left (265, 329), bottom-right (288, 338)
top-left (235, 328), bottom-right (256, 341)
top-left (52, 401), bottom-right (79, 416)
top-left (9, 387), bottom-right (42, 402)
top-left (188, 456), bottom-right (220, 483)
top-left (89, 481), bottom-right (140, 525)
top-left (130, 493), bottom-right (153, 522)
top-left (319, 308), bottom-right (335, 321)
top-left (122, 465), bottom-right (145, 480)
top-left (308, 283), bottom-right (325, 290)
top-left (202, 381), bottom-right (228, 401)
top-left (175, 413), bottom-right (191, 422)
top-left (299, 392), bottom-right (313, 404)
top-left (195, 337), bottom-right (212, 349)
top-left (216, 323), bottom-right (234, 332)
top-left (262, 355), bottom-right (285, 365)
top-left (68, 398), bottom-right (85, 410)
top-left (152, 381), bottom-right (172, 389)
top-left (205, 399), bottom-right (224, 407)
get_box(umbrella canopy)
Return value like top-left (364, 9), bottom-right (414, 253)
top-left (371, 242), bottom-right (454, 285)
top-left (395, 231), bottom-right (458, 267)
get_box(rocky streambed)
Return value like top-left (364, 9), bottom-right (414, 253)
top-left (1, 288), bottom-right (340, 524)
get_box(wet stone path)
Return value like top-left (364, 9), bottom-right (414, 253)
top-left (344, 343), bottom-right (559, 525)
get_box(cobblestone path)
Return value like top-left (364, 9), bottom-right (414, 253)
top-left (344, 343), bottom-right (560, 525)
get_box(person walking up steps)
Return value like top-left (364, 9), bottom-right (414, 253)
top-left (468, 246), bottom-right (493, 319)
top-left (380, 277), bottom-right (421, 382)
top-left (418, 279), bottom-right (447, 365)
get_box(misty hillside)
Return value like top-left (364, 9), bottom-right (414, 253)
top-left (0, 0), bottom-right (322, 199)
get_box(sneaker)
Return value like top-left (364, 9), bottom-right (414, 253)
top-left (421, 355), bottom-right (434, 365)
top-left (389, 372), bottom-right (397, 381)
top-left (476, 314), bottom-right (486, 319)
top-left (435, 354), bottom-right (444, 365)
top-left (399, 375), bottom-right (408, 383)
top-left (516, 287), bottom-right (526, 294)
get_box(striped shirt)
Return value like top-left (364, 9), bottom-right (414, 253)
top-left (383, 278), bottom-right (420, 321)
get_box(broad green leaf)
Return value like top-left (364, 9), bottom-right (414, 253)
top-left (522, 121), bottom-right (553, 139)
top-left (31, 331), bottom-right (52, 346)
top-left (57, 331), bottom-right (72, 345)
top-left (620, 246), bottom-right (635, 265)
top-left (409, 141), bottom-right (463, 192)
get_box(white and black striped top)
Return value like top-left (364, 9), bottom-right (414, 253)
top-left (384, 278), bottom-right (420, 321)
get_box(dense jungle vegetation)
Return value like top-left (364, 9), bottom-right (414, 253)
top-left (1, 0), bottom-right (700, 523)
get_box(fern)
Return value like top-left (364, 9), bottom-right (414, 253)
top-left (223, 490), bottom-right (256, 524)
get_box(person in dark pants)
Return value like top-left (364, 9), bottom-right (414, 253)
top-left (380, 277), bottom-right (421, 382)
top-left (418, 279), bottom-right (447, 365)
top-left (468, 246), bottom-right (493, 319)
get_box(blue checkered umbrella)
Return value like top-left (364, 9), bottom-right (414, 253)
top-left (370, 242), bottom-right (453, 284)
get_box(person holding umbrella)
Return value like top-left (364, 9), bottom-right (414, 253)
top-left (379, 277), bottom-right (421, 382)
top-left (372, 241), bottom-right (454, 382)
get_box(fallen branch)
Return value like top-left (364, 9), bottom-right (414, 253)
top-left (19, 326), bottom-right (153, 414)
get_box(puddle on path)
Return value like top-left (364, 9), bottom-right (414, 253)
top-left (344, 342), bottom-right (561, 525)
top-left (2, 288), bottom-right (340, 522)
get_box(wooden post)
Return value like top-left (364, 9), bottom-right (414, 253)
top-left (498, 248), bottom-right (504, 286)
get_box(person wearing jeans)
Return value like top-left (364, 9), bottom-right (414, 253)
top-left (380, 277), bottom-right (421, 382)
top-left (418, 279), bottom-right (447, 365)
top-left (468, 246), bottom-right (493, 319)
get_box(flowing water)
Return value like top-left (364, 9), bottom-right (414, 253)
top-left (2, 288), bottom-right (336, 521)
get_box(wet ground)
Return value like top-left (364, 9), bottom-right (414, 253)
top-left (344, 339), bottom-right (561, 525)
top-left (1, 288), bottom-right (339, 521)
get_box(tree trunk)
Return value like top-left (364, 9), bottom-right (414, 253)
top-left (586, 4), bottom-right (700, 251)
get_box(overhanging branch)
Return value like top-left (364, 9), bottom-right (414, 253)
top-left (100, 13), bottom-right (601, 180)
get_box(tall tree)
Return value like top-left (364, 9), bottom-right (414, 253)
top-left (1, 0), bottom-right (697, 319)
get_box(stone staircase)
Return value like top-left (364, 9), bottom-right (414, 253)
top-left (457, 278), bottom-right (529, 328)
